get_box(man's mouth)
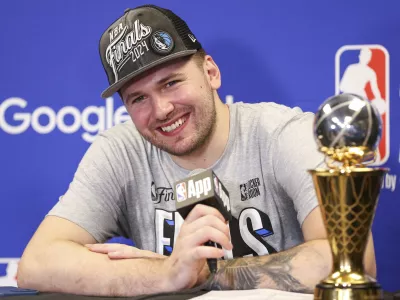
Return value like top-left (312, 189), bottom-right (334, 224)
top-left (158, 113), bottom-right (190, 135)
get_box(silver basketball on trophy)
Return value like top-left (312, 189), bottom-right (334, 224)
top-left (313, 93), bottom-right (382, 165)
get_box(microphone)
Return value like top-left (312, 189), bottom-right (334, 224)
top-left (173, 169), bottom-right (232, 273)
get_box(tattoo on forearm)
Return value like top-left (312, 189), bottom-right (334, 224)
top-left (206, 245), bottom-right (316, 293)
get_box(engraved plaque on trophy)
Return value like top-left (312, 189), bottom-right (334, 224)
top-left (309, 93), bottom-right (388, 300)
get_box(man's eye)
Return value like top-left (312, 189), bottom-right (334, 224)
top-left (132, 95), bottom-right (145, 104)
top-left (165, 80), bottom-right (178, 88)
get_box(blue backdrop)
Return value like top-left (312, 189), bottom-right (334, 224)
top-left (0, 0), bottom-right (399, 292)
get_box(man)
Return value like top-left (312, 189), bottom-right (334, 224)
top-left (17, 4), bottom-right (376, 297)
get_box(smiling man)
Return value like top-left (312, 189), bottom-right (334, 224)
top-left (17, 4), bottom-right (377, 297)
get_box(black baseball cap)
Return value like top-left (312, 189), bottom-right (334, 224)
top-left (99, 4), bottom-right (202, 98)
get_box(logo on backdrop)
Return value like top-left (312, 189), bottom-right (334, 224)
top-left (335, 45), bottom-right (390, 165)
top-left (0, 95), bottom-right (235, 143)
top-left (0, 259), bottom-right (19, 287)
top-left (0, 97), bottom-right (130, 143)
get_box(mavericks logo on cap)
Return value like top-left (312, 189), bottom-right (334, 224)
top-left (151, 31), bottom-right (174, 55)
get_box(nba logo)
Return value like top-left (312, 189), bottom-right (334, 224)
top-left (335, 45), bottom-right (390, 165)
top-left (175, 182), bottom-right (187, 202)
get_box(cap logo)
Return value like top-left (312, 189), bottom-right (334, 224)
top-left (188, 34), bottom-right (196, 43)
top-left (150, 31), bottom-right (174, 55)
top-left (105, 19), bottom-right (152, 82)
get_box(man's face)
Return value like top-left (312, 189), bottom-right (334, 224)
top-left (121, 56), bottom-right (218, 156)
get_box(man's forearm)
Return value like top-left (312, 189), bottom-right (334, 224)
top-left (18, 240), bottom-right (172, 296)
top-left (206, 239), bottom-right (331, 293)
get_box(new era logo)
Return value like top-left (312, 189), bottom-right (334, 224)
top-left (188, 34), bottom-right (196, 43)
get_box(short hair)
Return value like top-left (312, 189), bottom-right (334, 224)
top-left (191, 48), bottom-right (207, 69)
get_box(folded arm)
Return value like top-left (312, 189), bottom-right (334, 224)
top-left (18, 205), bottom-right (229, 296)
top-left (205, 207), bottom-right (377, 293)
top-left (207, 239), bottom-right (329, 293)
top-left (17, 216), bottom-right (173, 297)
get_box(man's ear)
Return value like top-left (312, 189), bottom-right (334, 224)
top-left (204, 55), bottom-right (221, 90)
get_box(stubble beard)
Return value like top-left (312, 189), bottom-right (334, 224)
top-left (142, 92), bottom-right (217, 157)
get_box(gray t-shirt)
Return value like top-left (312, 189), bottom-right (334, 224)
top-left (48, 101), bottom-right (324, 258)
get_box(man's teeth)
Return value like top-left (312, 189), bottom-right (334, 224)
top-left (161, 117), bottom-right (186, 133)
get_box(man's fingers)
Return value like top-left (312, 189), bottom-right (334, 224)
top-left (107, 250), bottom-right (156, 259)
top-left (185, 204), bottom-right (226, 224)
top-left (108, 251), bottom-right (132, 259)
top-left (191, 246), bottom-right (225, 260)
top-left (186, 226), bottom-right (233, 250)
top-left (136, 250), bottom-right (166, 259)
top-left (86, 243), bottom-right (131, 253)
top-left (107, 250), bottom-right (165, 259)
top-left (85, 243), bottom-right (123, 253)
top-left (184, 215), bottom-right (230, 239)
top-left (85, 243), bottom-right (165, 259)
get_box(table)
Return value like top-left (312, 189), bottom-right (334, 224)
top-left (1, 289), bottom-right (399, 300)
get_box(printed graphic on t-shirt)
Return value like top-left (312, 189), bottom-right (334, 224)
top-left (154, 209), bottom-right (183, 256)
top-left (151, 181), bottom-right (175, 204)
top-left (230, 207), bottom-right (277, 256)
top-left (240, 177), bottom-right (261, 201)
top-left (154, 207), bottom-right (277, 258)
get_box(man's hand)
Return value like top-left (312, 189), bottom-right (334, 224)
top-left (86, 242), bottom-right (212, 287)
top-left (164, 204), bottom-right (233, 290)
top-left (85, 243), bottom-right (165, 259)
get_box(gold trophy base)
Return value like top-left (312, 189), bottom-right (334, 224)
top-left (314, 282), bottom-right (383, 300)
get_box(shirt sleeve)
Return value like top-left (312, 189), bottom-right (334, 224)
top-left (47, 134), bottom-right (129, 242)
top-left (271, 110), bottom-right (325, 226)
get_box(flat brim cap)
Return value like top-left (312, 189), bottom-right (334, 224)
top-left (99, 5), bottom-right (202, 98)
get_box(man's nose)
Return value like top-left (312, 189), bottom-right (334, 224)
top-left (152, 95), bottom-right (174, 120)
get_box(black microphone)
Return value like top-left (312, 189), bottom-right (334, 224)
top-left (173, 169), bottom-right (232, 273)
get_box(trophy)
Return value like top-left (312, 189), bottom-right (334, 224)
top-left (309, 93), bottom-right (388, 300)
